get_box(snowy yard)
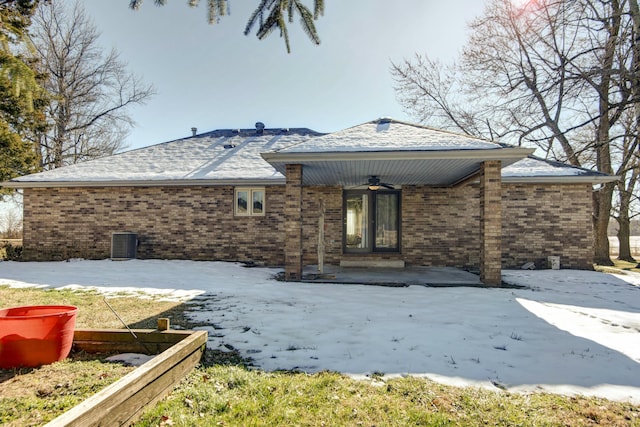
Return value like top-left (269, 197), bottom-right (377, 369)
top-left (1, 260), bottom-right (639, 404)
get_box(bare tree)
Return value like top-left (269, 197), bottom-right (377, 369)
top-left (614, 171), bottom-right (639, 261)
top-left (612, 112), bottom-right (640, 261)
top-left (628, 0), bottom-right (640, 157)
top-left (392, 0), bottom-right (639, 266)
top-left (0, 207), bottom-right (22, 239)
top-left (391, 55), bottom-right (495, 140)
top-left (30, 1), bottom-right (155, 169)
top-left (622, 0), bottom-right (640, 262)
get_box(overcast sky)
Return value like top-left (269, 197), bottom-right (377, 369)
top-left (80, 1), bottom-right (487, 150)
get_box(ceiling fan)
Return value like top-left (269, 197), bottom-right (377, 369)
top-left (364, 175), bottom-right (394, 191)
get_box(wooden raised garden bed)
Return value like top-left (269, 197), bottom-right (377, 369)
top-left (45, 323), bottom-right (207, 427)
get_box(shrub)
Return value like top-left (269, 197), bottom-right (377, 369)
top-left (2, 243), bottom-right (23, 261)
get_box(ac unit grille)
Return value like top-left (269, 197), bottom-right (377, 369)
top-left (111, 232), bottom-right (137, 260)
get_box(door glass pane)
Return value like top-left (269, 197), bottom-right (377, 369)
top-left (346, 194), bottom-right (368, 249)
top-left (375, 193), bottom-right (398, 249)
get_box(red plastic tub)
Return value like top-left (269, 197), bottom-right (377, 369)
top-left (0, 305), bottom-right (78, 369)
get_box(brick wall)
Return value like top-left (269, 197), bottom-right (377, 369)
top-left (502, 183), bottom-right (593, 269)
top-left (301, 186), bottom-right (343, 266)
top-left (284, 165), bottom-right (303, 280)
top-left (22, 182), bottom-right (594, 270)
top-left (480, 161), bottom-right (502, 285)
top-left (401, 185), bottom-right (481, 268)
top-left (22, 186), bottom-right (286, 264)
top-left (399, 182), bottom-right (593, 269)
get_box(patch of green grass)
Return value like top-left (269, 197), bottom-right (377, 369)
top-left (0, 285), bottom-right (183, 329)
top-left (595, 259), bottom-right (640, 274)
top-left (0, 285), bottom-right (190, 426)
top-left (2, 286), bottom-right (640, 427)
top-left (136, 366), bottom-right (640, 427)
top-left (0, 357), bottom-right (134, 426)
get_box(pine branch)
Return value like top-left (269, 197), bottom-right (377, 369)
top-left (313, 0), bottom-right (323, 19)
top-left (293, 0), bottom-right (320, 45)
top-left (255, 3), bottom-right (281, 40)
top-left (244, 0), bottom-right (273, 36)
top-left (128, 0), bottom-right (323, 53)
top-left (207, 0), bottom-right (227, 24)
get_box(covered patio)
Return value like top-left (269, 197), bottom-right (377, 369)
top-left (299, 265), bottom-right (487, 287)
top-left (262, 119), bottom-right (534, 286)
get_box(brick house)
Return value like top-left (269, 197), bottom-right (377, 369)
top-left (2, 119), bottom-right (615, 285)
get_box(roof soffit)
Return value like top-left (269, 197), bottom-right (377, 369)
top-left (261, 148), bottom-right (535, 186)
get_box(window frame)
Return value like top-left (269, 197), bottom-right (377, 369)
top-left (234, 187), bottom-right (266, 217)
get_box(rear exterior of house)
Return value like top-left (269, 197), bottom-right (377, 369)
top-left (19, 181), bottom-right (592, 267)
top-left (4, 119), bottom-right (612, 285)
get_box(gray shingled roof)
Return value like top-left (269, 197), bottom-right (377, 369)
top-left (502, 156), bottom-right (614, 182)
top-left (1, 119), bottom-right (615, 187)
top-left (6, 128), bottom-right (321, 185)
top-left (273, 119), bottom-right (501, 152)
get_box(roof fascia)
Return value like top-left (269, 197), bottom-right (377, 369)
top-left (502, 175), bottom-right (619, 184)
top-left (261, 147), bottom-right (535, 163)
top-left (1, 178), bottom-right (286, 189)
top-left (3, 173), bottom-right (617, 189)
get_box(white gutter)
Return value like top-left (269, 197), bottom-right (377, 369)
top-left (3, 175), bottom-right (616, 189)
top-left (261, 147), bottom-right (535, 163)
top-left (502, 175), bottom-right (619, 184)
top-left (0, 178), bottom-right (287, 189)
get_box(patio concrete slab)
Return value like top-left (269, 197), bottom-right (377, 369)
top-left (301, 265), bottom-right (484, 287)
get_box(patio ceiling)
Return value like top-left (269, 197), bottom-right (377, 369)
top-left (262, 148), bottom-right (535, 187)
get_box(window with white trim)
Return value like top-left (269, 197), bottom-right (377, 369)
top-left (235, 187), bottom-right (265, 216)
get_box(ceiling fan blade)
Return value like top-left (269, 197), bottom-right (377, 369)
top-left (381, 183), bottom-right (395, 189)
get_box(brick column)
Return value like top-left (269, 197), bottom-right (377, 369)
top-left (285, 164), bottom-right (303, 281)
top-left (480, 160), bottom-right (502, 286)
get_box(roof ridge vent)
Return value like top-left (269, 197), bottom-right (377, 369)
top-left (255, 121), bottom-right (265, 135)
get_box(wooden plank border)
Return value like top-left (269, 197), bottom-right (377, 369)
top-left (45, 329), bottom-right (208, 427)
top-left (73, 328), bottom-right (197, 354)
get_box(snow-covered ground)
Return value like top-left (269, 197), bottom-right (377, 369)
top-left (1, 260), bottom-right (639, 403)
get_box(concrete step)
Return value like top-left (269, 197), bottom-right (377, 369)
top-left (339, 259), bottom-right (405, 268)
